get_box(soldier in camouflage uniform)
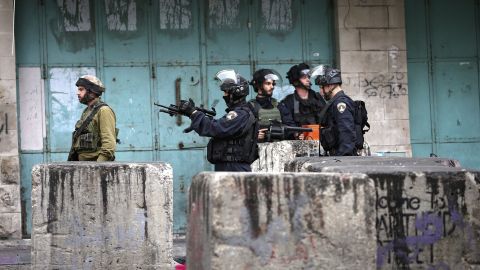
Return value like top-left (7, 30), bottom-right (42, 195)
top-left (70, 75), bottom-right (117, 161)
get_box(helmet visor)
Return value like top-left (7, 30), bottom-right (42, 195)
top-left (263, 69), bottom-right (283, 86)
top-left (214, 69), bottom-right (238, 84)
top-left (300, 69), bottom-right (310, 76)
top-left (309, 65), bottom-right (326, 85)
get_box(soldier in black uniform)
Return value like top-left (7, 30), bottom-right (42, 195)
top-left (279, 63), bottom-right (326, 132)
top-left (310, 65), bottom-right (357, 156)
top-left (177, 70), bottom-right (257, 172)
top-left (249, 69), bottom-right (296, 142)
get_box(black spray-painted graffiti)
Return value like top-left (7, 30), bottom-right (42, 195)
top-left (0, 113), bottom-right (8, 142)
top-left (362, 73), bottom-right (407, 99)
top-left (375, 176), bottom-right (474, 269)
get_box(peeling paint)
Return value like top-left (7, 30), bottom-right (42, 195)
top-left (105, 0), bottom-right (137, 31)
top-left (159, 0), bottom-right (192, 30)
top-left (56, 0), bottom-right (91, 32)
top-left (261, 0), bottom-right (292, 31)
top-left (209, 0), bottom-right (240, 28)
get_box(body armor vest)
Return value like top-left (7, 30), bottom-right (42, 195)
top-left (285, 91), bottom-right (325, 126)
top-left (74, 102), bottom-right (107, 153)
top-left (207, 105), bottom-right (258, 164)
top-left (249, 99), bottom-right (281, 128)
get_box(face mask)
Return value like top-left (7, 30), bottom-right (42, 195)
top-left (223, 95), bottom-right (232, 107)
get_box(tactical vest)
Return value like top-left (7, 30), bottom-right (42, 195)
top-left (249, 99), bottom-right (281, 128)
top-left (207, 105), bottom-right (258, 164)
top-left (285, 91), bottom-right (325, 126)
top-left (74, 102), bottom-right (117, 153)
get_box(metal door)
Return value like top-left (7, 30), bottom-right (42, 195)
top-left (406, 0), bottom-right (480, 169)
top-left (16, 0), bottom-right (335, 236)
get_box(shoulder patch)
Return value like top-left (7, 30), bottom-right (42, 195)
top-left (226, 111), bottom-right (238, 121)
top-left (337, 102), bottom-right (347, 113)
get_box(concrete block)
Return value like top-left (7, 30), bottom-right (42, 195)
top-left (365, 119), bottom-right (410, 146)
top-left (285, 157), bottom-right (461, 173)
top-left (187, 172), bottom-right (377, 269)
top-left (31, 163), bottom-right (173, 269)
top-left (338, 28), bottom-right (360, 51)
top-left (284, 158), bottom-right (480, 270)
top-left (252, 140), bottom-right (320, 172)
top-left (1, 156), bottom-right (19, 184)
top-left (360, 29), bottom-right (406, 50)
top-left (0, 213), bottom-right (21, 239)
top-left (0, 34), bottom-right (13, 57)
top-left (0, 57), bottom-right (15, 80)
top-left (388, 5), bottom-right (405, 28)
top-left (0, 79), bottom-right (16, 104)
top-left (340, 51), bottom-right (388, 73)
top-left (0, 184), bottom-right (20, 212)
top-left (0, 239), bottom-right (32, 266)
top-left (337, 6), bottom-right (388, 28)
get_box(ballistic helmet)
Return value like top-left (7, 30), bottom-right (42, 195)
top-left (215, 69), bottom-right (249, 101)
top-left (250, 69), bottom-right (281, 92)
top-left (310, 65), bottom-right (342, 86)
top-left (75, 75), bottom-right (105, 96)
top-left (286, 63), bottom-right (310, 84)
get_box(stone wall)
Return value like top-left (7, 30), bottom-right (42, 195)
top-left (31, 163), bottom-right (173, 269)
top-left (336, 0), bottom-right (411, 156)
top-left (0, 0), bottom-right (21, 240)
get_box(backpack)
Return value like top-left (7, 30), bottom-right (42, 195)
top-left (353, 100), bottom-right (370, 150)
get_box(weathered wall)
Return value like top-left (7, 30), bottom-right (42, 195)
top-left (336, 0), bottom-right (411, 156)
top-left (251, 141), bottom-right (320, 172)
top-left (0, 0), bottom-right (21, 240)
top-left (188, 163), bottom-right (480, 269)
top-left (31, 163), bottom-right (173, 269)
top-left (187, 172), bottom-right (377, 269)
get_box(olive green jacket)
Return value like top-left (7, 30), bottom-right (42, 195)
top-left (73, 98), bottom-right (117, 161)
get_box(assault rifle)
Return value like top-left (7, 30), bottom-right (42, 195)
top-left (262, 120), bottom-right (313, 142)
top-left (154, 102), bottom-right (217, 118)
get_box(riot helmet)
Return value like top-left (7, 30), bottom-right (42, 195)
top-left (250, 69), bottom-right (281, 97)
top-left (75, 75), bottom-right (105, 96)
top-left (310, 65), bottom-right (342, 86)
top-left (286, 63), bottom-right (311, 89)
top-left (215, 69), bottom-right (249, 106)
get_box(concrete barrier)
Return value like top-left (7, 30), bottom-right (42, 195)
top-left (187, 169), bottom-right (480, 269)
top-left (187, 172), bottom-right (377, 269)
top-left (285, 156), bottom-right (461, 173)
top-left (31, 162), bottom-right (173, 269)
top-left (252, 141), bottom-right (319, 172)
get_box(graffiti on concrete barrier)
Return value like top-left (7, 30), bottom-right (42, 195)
top-left (375, 176), bottom-right (473, 269)
top-left (362, 73), bottom-right (407, 99)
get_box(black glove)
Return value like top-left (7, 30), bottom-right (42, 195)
top-left (178, 98), bottom-right (196, 117)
